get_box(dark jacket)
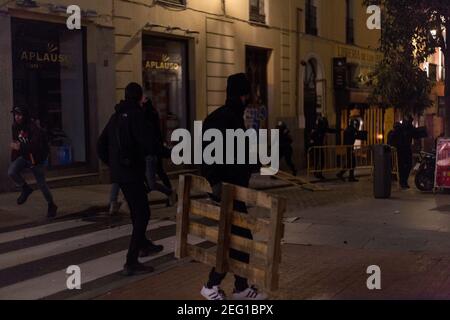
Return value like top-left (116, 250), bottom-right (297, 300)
top-left (276, 125), bottom-right (293, 151)
top-left (11, 119), bottom-right (48, 165)
top-left (343, 126), bottom-right (358, 146)
top-left (310, 126), bottom-right (338, 147)
top-left (388, 128), bottom-right (402, 149)
top-left (399, 123), bottom-right (415, 153)
top-left (201, 96), bottom-right (252, 188)
top-left (98, 100), bottom-right (156, 184)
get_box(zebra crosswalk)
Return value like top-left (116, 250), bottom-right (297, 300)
top-left (0, 215), bottom-right (197, 300)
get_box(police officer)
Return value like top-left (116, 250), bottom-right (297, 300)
top-left (337, 118), bottom-right (360, 182)
top-left (309, 116), bottom-right (338, 180)
top-left (398, 116), bottom-right (415, 189)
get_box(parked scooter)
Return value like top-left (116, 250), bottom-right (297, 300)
top-left (414, 151), bottom-right (436, 192)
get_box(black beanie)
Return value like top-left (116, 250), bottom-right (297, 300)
top-left (227, 73), bottom-right (251, 98)
top-left (125, 82), bottom-right (143, 102)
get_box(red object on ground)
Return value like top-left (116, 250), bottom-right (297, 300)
top-left (435, 138), bottom-right (450, 188)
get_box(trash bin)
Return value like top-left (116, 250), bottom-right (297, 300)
top-left (373, 144), bottom-right (392, 199)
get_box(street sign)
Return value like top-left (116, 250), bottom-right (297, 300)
top-left (435, 138), bottom-right (450, 189)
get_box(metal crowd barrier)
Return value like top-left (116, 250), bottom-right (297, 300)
top-left (307, 145), bottom-right (399, 181)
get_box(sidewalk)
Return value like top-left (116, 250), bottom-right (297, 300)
top-left (0, 172), bottom-right (293, 230)
top-left (4, 170), bottom-right (450, 299)
top-left (96, 243), bottom-right (450, 300)
top-left (0, 183), bottom-right (175, 230)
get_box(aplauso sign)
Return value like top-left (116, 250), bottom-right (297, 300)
top-left (144, 54), bottom-right (180, 71)
top-left (19, 43), bottom-right (71, 66)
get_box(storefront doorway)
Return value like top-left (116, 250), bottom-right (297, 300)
top-left (304, 58), bottom-right (319, 150)
top-left (245, 46), bottom-right (270, 130)
top-left (142, 35), bottom-right (189, 145)
top-left (11, 18), bottom-right (88, 168)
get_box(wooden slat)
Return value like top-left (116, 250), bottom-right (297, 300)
top-left (187, 244), bottom-right (216, 268)
top-left (265, 197), bottom-right (286, 291)
top-left (189, 222), bottom-right (268, 257)
top-left (190, 200), bottom-right (270, 235)
top-left (229, 259), bottom-right (266, 289)
top-left (188, 174), bottom-right (213, 193)
top-left (175, 175), bottom-right (192, 259)
top-left (231, 184), bottom-right (273, 209)
top-left (215, 184), bottom-right (234, 273)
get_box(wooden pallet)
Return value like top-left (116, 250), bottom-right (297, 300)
top-left (175, 175), bottom-right (287, 292)
top-left (274, 170), bottom-right (330, 192)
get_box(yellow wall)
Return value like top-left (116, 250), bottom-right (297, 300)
top-left (2, 0), bottom-right (381, 126)
top-left (1, 0), bottom-right (382, 167)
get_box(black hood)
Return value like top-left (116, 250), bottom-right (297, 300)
top-left (227, 73), bottom-right (250, 99)
top-left (115, 99), bottom-right (141, 114)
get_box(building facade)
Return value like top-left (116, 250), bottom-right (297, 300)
top-left (0, 0), bottom-right (381, 192)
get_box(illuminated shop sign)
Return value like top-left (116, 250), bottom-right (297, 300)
top-left (144, 54), bottom-right (180, 71)
top-left (19, 43), bottom-right (71, 67)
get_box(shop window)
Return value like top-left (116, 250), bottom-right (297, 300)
top-left (305, 0), bottom-right (318, 36)
top-left (250, 0), bottom-right (266, 24)
top-left (142, 36), bottom-right (189, 145)
top-left (11, 18), bottom-right (88, 168)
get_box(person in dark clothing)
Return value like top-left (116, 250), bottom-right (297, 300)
top-left (200, 73), bottom-right (267, 301)
top-left (8, 106), bottom-right (57, 218)
top-left (387, 122), bottom-right (402, 148)
top-left (397, 116), bottom-right (415, 189)
top-left (143, 99), bottom-right (176, 207)
top-left (337, 118), bottom-right (360, 182)
top-left (98, 82), bottom-right (163, 276)
top-left (387, 122), bottom-right (403, 182)
top-left (309, 116), bottom-right (338, 180)
top-left (276, 121), bottom-right (297, 176)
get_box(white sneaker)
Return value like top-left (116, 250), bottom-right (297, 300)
top-left (201, 286), bottom-right (227, 300)
top-left (232, 286), bottom-right (268, 300)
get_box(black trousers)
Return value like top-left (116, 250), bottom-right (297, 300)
top-left (207, 200), bottom-right (252, 292)
top-left (398, 150), bottom-right (413, 187)
top-left (339, 149), bottom-right (356, 178)
top-left (280, 147), bottom-right (297, 175)
top-left (156, 157), bottom-right (172, 190)
top-left (146, 156), bottom-right (172, 197)
top-left (120, 182), bottom-right (151, 265)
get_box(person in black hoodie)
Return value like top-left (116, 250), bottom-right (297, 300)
top-left (200, 73), bottom-right (267, 301)
top-left (98, 83), bottom-right (163, 276)
top-left (309, 116), bottom-right (338, 180)
top-left (8, 106), bottom-right (57, 218)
